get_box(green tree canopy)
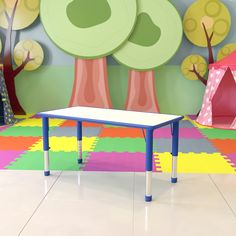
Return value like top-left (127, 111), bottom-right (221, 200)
top-left (113, 0), bottom-right (183, 70)
top-left (40, 0), bottom-right (137, 58)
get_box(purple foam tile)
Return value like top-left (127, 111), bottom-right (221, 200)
top-left (188, 115), bottom-right (197, 120)
top-left (154, 128), bottom-right (204, 139)
top-left (83, 152), bottom-right (158, 172)
top-left (0, 151), bottom-right (25, 169)
top-left (226, 154), bottom-right (236, 167)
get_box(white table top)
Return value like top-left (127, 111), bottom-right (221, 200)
top-left (39, 106), bottom-right (183, 128)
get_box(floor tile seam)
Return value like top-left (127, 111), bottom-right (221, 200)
top-left (208, 174), bottom-right (236, 219)
top-left (18, 170), bottom-right (63, 236)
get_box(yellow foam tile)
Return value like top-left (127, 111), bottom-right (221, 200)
top-left (183, 116), bottom-right (190, 121)
top-left (153, 152), bottom-right (236, 174)
top-left (14, 118), bottom-right (64, 127)
top-left (15, 114), bottom-right (34, 119)
top-left (29, 137), bottom-right (98, 152)
top-left (189, 120), bottom-right (213, 129)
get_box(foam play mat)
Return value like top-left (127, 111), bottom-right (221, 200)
top-left (0, 115), bottom-right (235, 174)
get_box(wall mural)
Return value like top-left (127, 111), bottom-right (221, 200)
top-left (2, 0), bottom-right (232, 115)
top-left (217, 43), bottom-right (236, 60)
top-left (113, 0), bottom-right (183, 112)
top-left (41, 0), bottom-right (137, 108)
top-left (0, 0), bottom-right (43, 115)
top-left (181, 0), bottom-right (231, 86)
top-left (41, 0), bottom-right (182, 112)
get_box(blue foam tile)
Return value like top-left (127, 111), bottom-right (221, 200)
top-left (153, 138), bottom-right (219, 153)
top-left (50, 127), bottom-right (102, 137)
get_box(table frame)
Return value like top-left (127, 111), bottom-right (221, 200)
top-left (41, 114), bottom-right (182, 202)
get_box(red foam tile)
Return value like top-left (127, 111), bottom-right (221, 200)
top-left (0, 137), bottom-right (41, 150)
top-left (100, 127), bottom-right (144, 138)
top-left (211, 140), bottom-right (236, 154)
top-left (61, 120), bottom-right (103, 127)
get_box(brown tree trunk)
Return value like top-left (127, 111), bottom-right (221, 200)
top-left (69, 57), bottom-right (112, 108)
top-left (202, 23), bottom-right (214, 64)
top-left (125, 70), bottom-right (160, 113)
top-left (3, 0), bottom-right (25, 115)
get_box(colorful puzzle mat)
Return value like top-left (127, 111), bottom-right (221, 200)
top-left (0, 115), bottom-right (235, 174)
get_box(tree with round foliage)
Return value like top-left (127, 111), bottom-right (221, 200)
top-left (181, 55), bottom-right (207, 85)
top-left (182, 0), bottom-right (231, 85)
top-left (0, 0), bottom-right (43, 115)
top-left (41, 0), bottom-right (137, 108)
top-left (217, 43), bottom-right (236, 61)
top-left (113, 0), bottom-right (182, 112)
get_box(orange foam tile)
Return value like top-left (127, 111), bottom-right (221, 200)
top-left (211, 139), bottom-right (236, 154)
top-left (61, 120), bottom-right (103, 127)
top-left (0, 137), bottom-right (41, 150)
top-left (100, 127), bottom-right (144, 138)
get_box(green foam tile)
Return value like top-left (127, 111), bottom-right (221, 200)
top-left (6, 151), bottom-right (88, 171)
top-left (199, 129), bottom-right (236, 140)
top-left (0, 127), bottom-right (54, 137)
top-left (93, 138), bottom-right (145, 152)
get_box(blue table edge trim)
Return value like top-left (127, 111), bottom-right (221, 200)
top-left (38, 113), bottom-right (184, 130)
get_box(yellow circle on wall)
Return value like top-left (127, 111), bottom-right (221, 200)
top-left (217, 43), bottom-right (236, 61)
top-left (181, 55), bottom-right (207, 80)
top-left (0, 37), bottom-right (2, 53)
top-left (183, 0), bottom-right (231, 47)
top-left (0, 0), bottom-right (39, 30)
top-left (14, 39), bottom-right (44, 71)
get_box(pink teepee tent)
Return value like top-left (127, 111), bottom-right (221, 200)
top-left (196, 51), bottom-right (236, 130)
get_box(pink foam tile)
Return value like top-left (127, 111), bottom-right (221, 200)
top-left (226, 154), bottom-right (236, 167)
top-left (0, 151), bottom-right (25, 169)
top-left (0, 126), bottom-right (8, 132)
top-left (154, 128), bottom-right (204, 139)
top-left (83, 152), bottom-right (158, 172)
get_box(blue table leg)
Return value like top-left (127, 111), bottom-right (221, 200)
top-left (145, 129), bottom-right (153, 202)
top-left (77, 121), bottom-right (83, 164)
top-left (171, 121), bottom-right (179, 183)
top-left (43, 117), bottom-right (50, 176)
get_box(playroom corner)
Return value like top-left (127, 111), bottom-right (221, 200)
top-left (0, 0), bottom-right (236, 235)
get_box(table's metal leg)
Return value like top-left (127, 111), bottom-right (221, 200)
top-left (77, 121), bottom-right (83, 164)
top-left (145, 129), bottom-right (153, 202)
top-left (171, 121), bottom-right (179, 183)
top-left (43, 117), bottom-right (50, 176)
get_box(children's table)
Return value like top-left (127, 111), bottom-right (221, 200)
top-left (39, 106), bottom-right (183, 202)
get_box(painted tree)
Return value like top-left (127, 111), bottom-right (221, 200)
top-left (0, 0), bottom-right (42, 114)
top-left (181, 0), bottom-right (231, 84)
top-left (217, 43), bottom-right (236, 61)
top-left (181, 55), bottom-right (208, 85)
top-left (40, 0), bottom-right (137, 108)
top-left (113, 0), bottom-right (182, 112)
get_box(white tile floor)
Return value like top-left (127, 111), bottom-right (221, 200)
top-left (0, 171), bottom-right (236, 236)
